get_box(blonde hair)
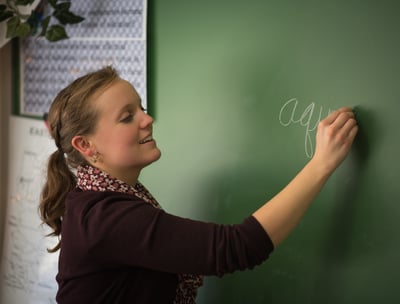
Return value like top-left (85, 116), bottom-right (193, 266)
top-left (39, 66), bottom-right (119, 252)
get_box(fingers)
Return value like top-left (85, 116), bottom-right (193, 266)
top-left (321, 108), bottom-right (357, 136)
top-left (323, 107), bottom-right (358, 148)
top-left (331, 111), bottom-right (356, 133)
top-left (313, 106), bottom-right (359, 172)
top-left (342, 116), bottom-right (358, 141)
top-left (323, 107), bottom-right (353, 125)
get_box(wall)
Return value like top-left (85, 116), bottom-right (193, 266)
top-left (0, 42), bottom-right (11, 270)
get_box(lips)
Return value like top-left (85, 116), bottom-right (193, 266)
top-left (139, 135), bottom-right (153, 144)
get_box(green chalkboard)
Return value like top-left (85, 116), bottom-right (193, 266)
top-left (145, 1), bottom-right (400, 303)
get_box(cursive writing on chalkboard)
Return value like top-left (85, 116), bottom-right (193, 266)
top-left (279, 98), bottom-right (332, 158)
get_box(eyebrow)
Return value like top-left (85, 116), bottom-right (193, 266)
top-left (119, 103), bottom-right (135, 112)
top-left (116, 99), bottom-right (143, 117)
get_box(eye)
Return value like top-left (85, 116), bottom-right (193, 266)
top-left (120, 113), bottom-right (133, 123)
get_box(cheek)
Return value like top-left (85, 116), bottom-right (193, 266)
top-left (94, 133), bottom-right (124, 154)
top-left (95, 127), bottom-right (139, 154)
top-left (123, 134), bottom-right (139, 147)
top-left (116, 133), bottom-right (140, 153)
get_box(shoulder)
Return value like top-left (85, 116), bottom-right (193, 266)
top-left (65, 188), bottom-right (159, 219)
top-left (66, 187), bottom-right (144, 203)
top-left (62, 188), bottom-right (164, 243)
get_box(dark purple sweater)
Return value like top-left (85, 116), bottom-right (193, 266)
top-left (56, 188), bottom-right (274, 303)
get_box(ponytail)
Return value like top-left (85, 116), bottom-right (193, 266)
top-left (39, 149), bottom-right (76, 252)
top-left (38, 66), bottom-right (119, 252)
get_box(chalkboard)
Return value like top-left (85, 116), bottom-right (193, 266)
top-left (143, 1), bottom-right (400, 303)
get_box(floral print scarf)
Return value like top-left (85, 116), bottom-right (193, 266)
top-left (76, 164), bottom-right (204, 303)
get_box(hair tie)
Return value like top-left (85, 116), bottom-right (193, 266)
top-left (55, 141), bottom-right (64, 154)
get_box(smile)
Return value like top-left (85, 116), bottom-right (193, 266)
top-left (139, 135), bottom-right (153, 144)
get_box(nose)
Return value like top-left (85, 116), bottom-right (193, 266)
top-left (139, 111), bottom-right (154, 129)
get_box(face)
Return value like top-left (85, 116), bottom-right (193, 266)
top-left (86, 79), bottom-right (161, 184)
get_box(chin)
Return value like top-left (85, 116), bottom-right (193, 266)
top-left (147, 149), bottom-right (162, 165)
top-left (153, 150), bottom-right (162, 162)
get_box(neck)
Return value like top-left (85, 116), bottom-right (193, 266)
top-left (89, 163), bottom-right (141, 186)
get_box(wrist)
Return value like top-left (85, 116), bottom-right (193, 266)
top-left (307, 157), bottom-right (334, 183)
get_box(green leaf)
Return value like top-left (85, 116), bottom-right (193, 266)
top-left (15, 22), bottom-right (31, 37)
top-left (6, 16), bottom-right (31, 38)
top-left (48, 0), bottom-right (58, 9)
top-left (55, 2), bottom-right (71, 11)
top-left (6, 16), bottom-right (19, 38)
top-left (53, 9), bottom-right (84, 25)
top-left (45, 24), bottom-right (68, 42)
top-left (39, 16), bottom-right (51, 36)
top-left (0, 10), bottom-right (13, 22)
top-left (15, 0), bottom-right (35, 6)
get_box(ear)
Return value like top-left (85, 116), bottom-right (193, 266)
top-left (71, 135), bottom-right (96, 158)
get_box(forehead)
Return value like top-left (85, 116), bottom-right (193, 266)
top-left (92, 79), bottom-right (141, 111)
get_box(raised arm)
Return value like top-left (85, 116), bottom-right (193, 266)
top-left (253, 107), bottom-right (358, 247)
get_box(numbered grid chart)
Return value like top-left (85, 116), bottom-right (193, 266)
top-left (68, 0), bottom-right (145, 39)
top-left (20, 38), bottom-right (146, 116)
top-left (19, 0), bottom-right (147, 116)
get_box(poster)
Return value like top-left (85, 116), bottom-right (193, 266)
top-left (19, 0), bottom-right (147, 116)
top-left (0, 116), bottom-right (58, 304)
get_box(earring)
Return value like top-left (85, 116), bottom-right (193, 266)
top-left (92, 152), bottom-right (99, 163)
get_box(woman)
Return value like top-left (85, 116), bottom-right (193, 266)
top-left (39, 66), bottom-right (358, 303)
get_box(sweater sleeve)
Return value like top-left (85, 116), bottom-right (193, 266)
top-left (69, 191), bottom-right (274, 277)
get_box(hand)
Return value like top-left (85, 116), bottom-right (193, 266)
top-left (312, 107), bottom-right (358, 174)
top-left (252, 107), bottom-right (357, 247)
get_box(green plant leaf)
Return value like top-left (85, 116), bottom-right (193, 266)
top-left (0, 10), bottom-right (13, 22)
top-left (6, 16), bottom-right (31, 38)
top-left (55, 1), bottom-right (71, 11)
top-left (48, 0), bottom-right (58, 9)
top-left (6, 16), bottom-right (19, 38)
top-left (3, 0), bottom-right (83, 42)
top-left (15, 0), bottom-right (36, 6)
top-left (53, 9), bottom-right (84, 25)
top-left (39, 16), bottom-right (51, 36)
top-left (15, 22), bottom-right (31, 37)
top-left (45, 24), bottom-right (68, 41)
